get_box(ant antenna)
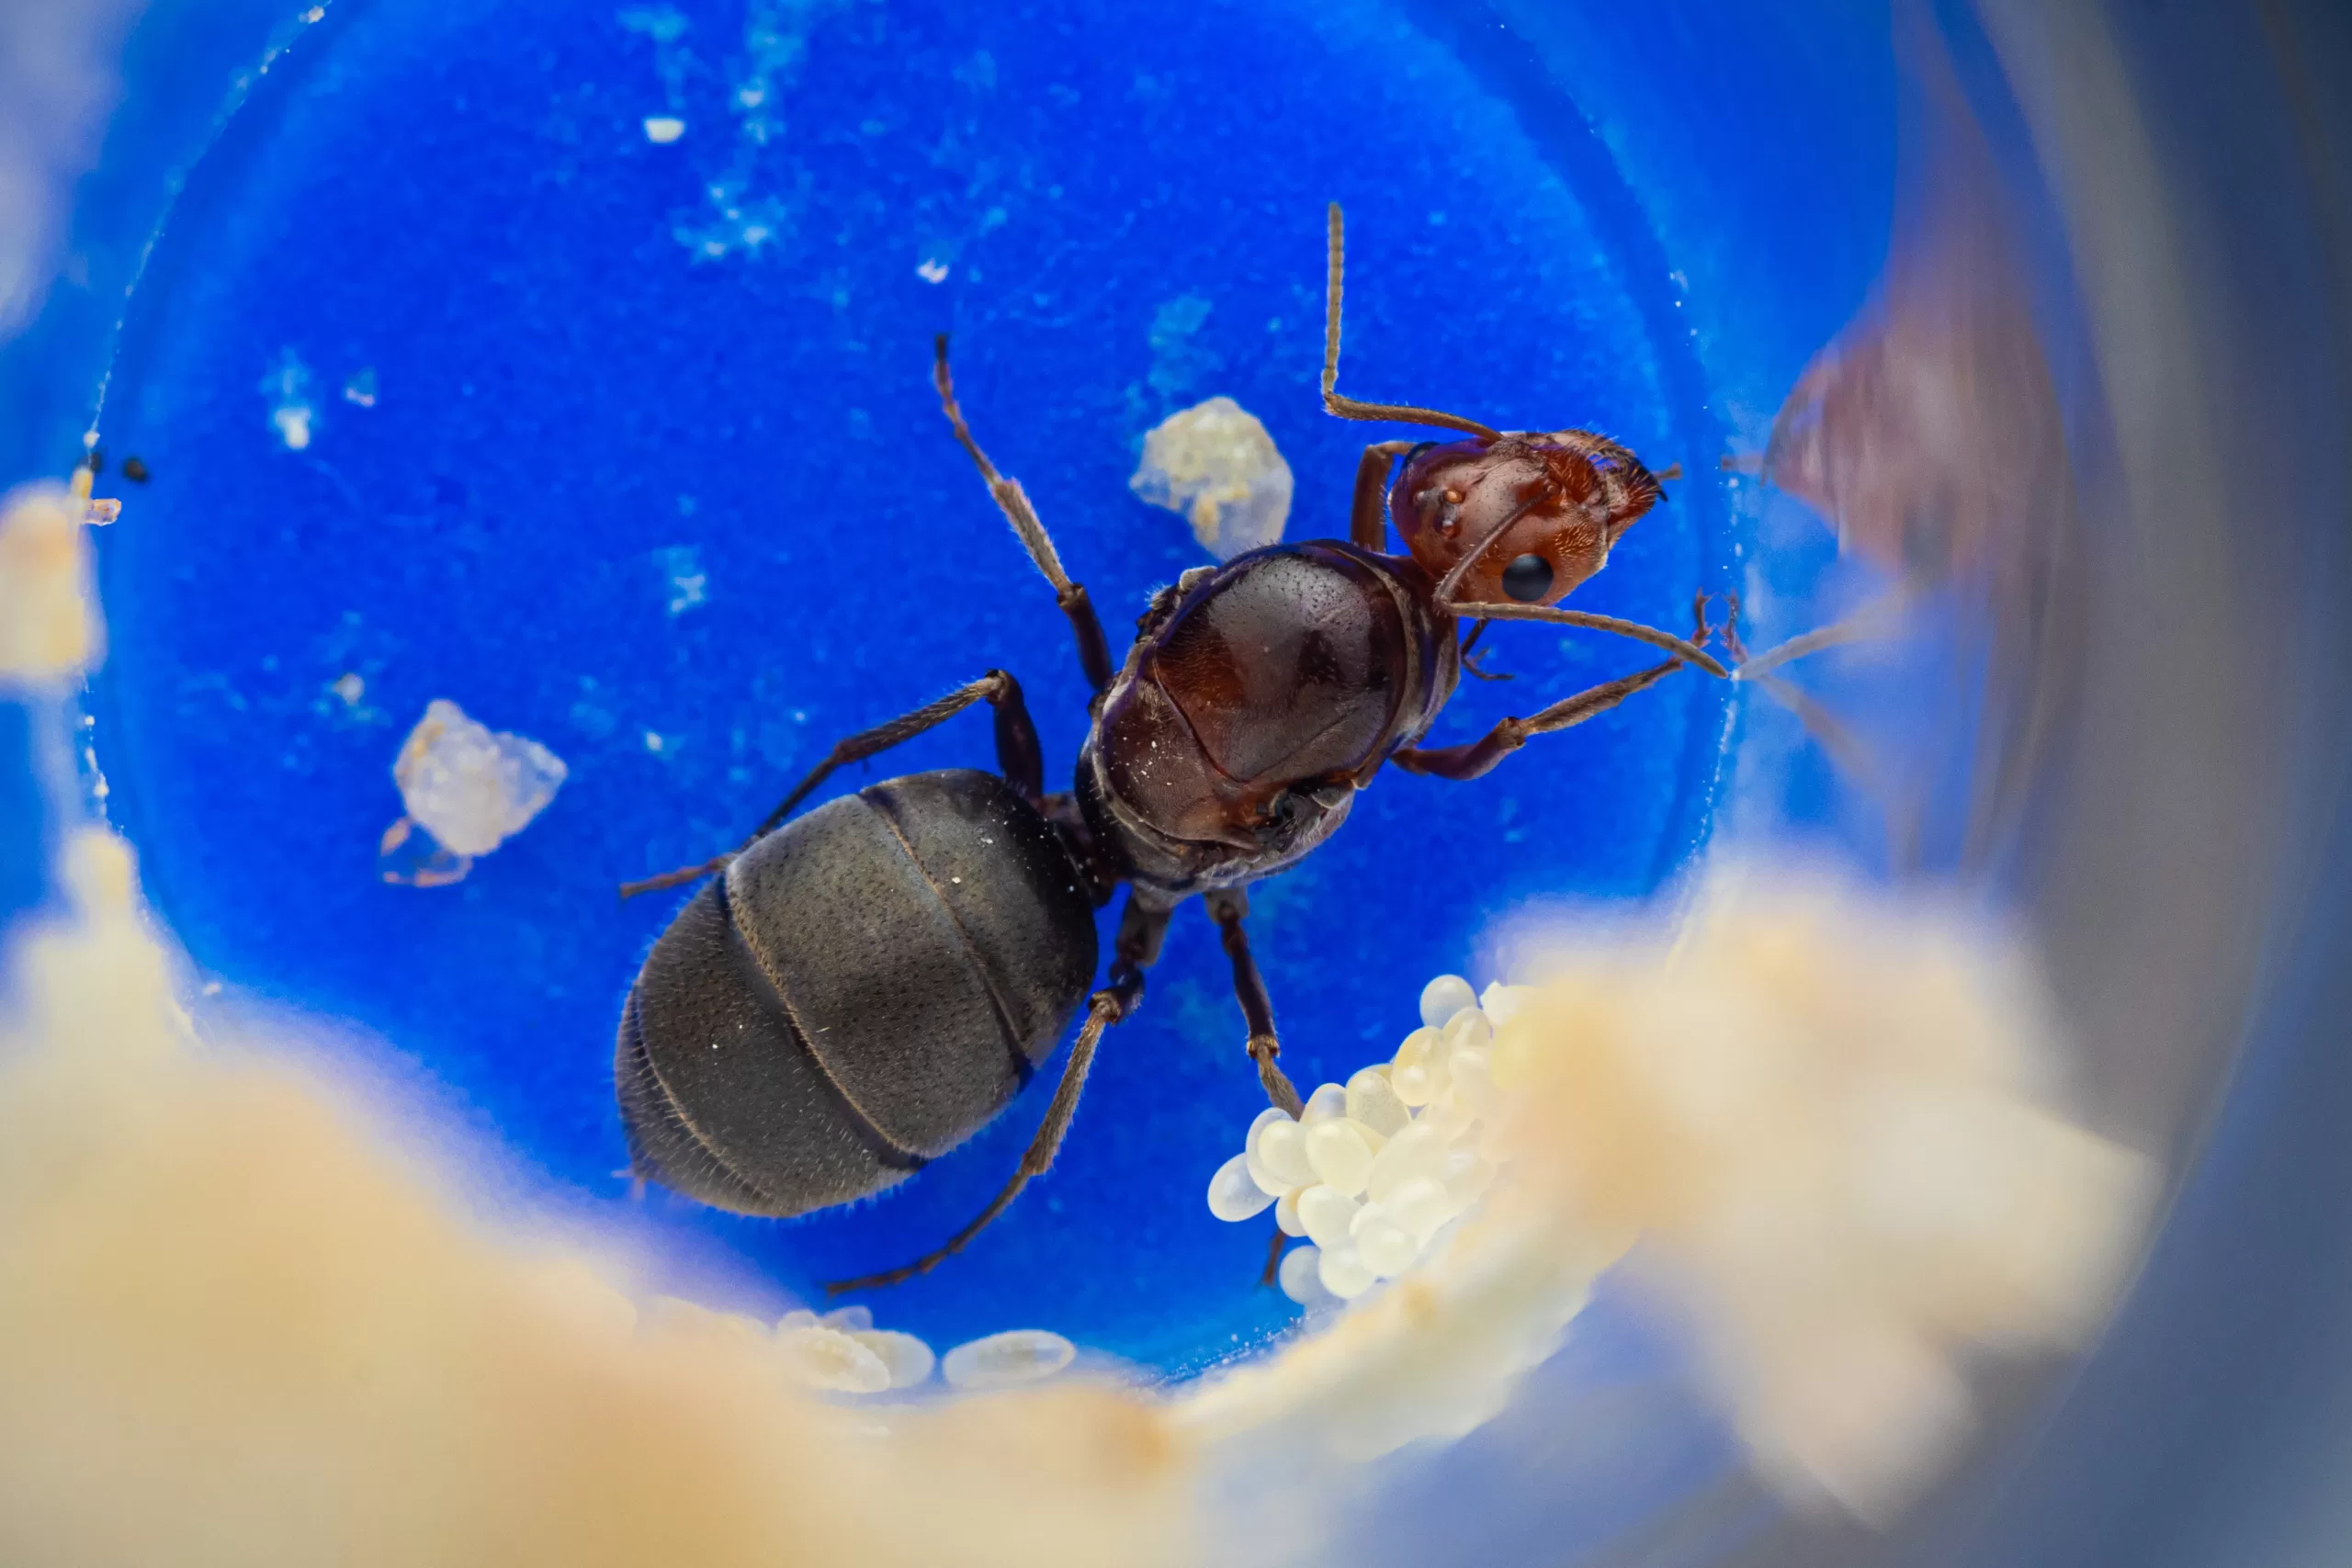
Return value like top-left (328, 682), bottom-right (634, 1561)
top-left (1321, 203), bottom-right (1503, 443)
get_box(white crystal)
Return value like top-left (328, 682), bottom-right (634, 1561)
top-left (1129, 396), bottom-right (1294, 560)
top-left (391, 698), bottom-right (568, 857)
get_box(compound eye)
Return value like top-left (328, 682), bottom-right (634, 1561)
top-left (1501, 553), bottom-right (1555, 603)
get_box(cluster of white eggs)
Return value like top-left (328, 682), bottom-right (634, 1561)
top-left (767, 1304), bottom-right (1077, 1395)
top-left (1204, 973), bottom-right (1523, 1305)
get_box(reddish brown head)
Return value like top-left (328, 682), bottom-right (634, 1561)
top-left (1387, 430), bottom-right (1667, 606)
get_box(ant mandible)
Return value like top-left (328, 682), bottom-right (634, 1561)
top-left (613, 204), bottom-right (1731, 1295)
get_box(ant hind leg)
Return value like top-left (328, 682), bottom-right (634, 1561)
top-left (820, 893), bottom-right (1170, 1295)
top-left (821, 982), bottom-right (1134, 1296)
top-left (618, 670), bottom-right (1044, 899)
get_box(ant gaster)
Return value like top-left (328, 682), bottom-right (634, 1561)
top-left (614, 204), bottom-right (1729, 1295)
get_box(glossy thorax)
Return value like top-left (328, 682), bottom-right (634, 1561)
top-left (1078, 541), bottom-right (1460, 897)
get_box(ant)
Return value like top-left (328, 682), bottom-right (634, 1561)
top-left (613, 204), bottom-right (1736, 1296)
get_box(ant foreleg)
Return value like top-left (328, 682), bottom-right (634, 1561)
top-left (1390, 656), bottom-right (1685, 782)
top-left (618, 671), bottom-right (1043, 899)
top-left (1457, 601), bottom-right (1733, 678)
top-left (1459, 619), bottom-right (1514, 682)
top-left (1729, 587), bottom-right (1908, 679)
top-left (1205, 887), bottom-right (1306, 1119)
top-left (933, 335), bottom-right (1117, 696)
top-left (821, 893), bottom-right (1166, 1295)
top-left (1349, 439), bottom-right (1420, 551)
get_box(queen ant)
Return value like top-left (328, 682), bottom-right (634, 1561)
top-left (614, 204), bottom-right (1772, 1296)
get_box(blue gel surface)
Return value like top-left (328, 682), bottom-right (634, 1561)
top-left (74, 0), bottom-right (1889, 1372)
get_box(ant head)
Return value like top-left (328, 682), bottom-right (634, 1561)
top-left (1387, 431), bottom-right (1667, 606)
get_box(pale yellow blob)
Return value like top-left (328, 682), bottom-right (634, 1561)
top-left (0, 482), bottom-right (102, 683)
top-left (1484, 863), bottom-right (2157, 1520)
top-left (0, 829), bottom-right (1190, 1568)
top-left (1129, 396), bottom-right (1294, 560)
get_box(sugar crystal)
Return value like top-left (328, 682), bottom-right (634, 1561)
top-left (1129, 396), bottom-right (1294, 560)
top-left (390, 698), bottom-right (569, 859)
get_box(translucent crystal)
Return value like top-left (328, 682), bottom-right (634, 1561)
top-left (940, 1328), bottom-right (1075, 1389)
top-left (1129, 396), bottom-right (1294, 560)
top-left (390, 698), bottom-right (569, 858)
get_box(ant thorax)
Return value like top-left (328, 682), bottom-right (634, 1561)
top-left (1076, 542), bottom-right (1456, 897)
top-left (1389, 430), bottom-right (1666, 608)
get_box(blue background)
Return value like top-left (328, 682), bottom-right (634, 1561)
top-left (57, 0), bottom-right (1892, 1372)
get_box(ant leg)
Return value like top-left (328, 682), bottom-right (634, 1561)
top-left (821, 892), bottom-right (1170, 1295)
top-left (1390, 656), bottom-right (1686, 782)
top-left (1732, 589), bottom-right (1906, 679)
top-left (1261, 1224), bottom-right (1291, 1288)
top-left (1205, 887), bottom-right (1306, 1118)
top-left (933, 334), bottom-right (1117, 694)
top-left (1459, 619), bottom-right (1514, 682)
top-left (1453, 601), bottom-right (1733, 678)
top-left (1349, 439), bottom-right (1420, 550)
top-left (1321, 203), bottom-right (1503, 442)
top-left (618, 670), bottom-right (1042, 898)
top-left (821, 986), bottom-right (1132, 1296)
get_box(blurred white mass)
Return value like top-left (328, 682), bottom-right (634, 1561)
top-left (1130, 395), bottom-right (1293, 560)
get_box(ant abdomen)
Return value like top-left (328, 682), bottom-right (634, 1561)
top-left (1390, 431), bottom-right (1667, 606)
top-left (617, 769), bottom-right (1100, 1217)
